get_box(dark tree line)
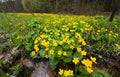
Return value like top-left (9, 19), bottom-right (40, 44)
top-left (0, 0), bottom-right (120, 16)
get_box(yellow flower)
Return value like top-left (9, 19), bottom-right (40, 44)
top-left (44, 55), bottom-right (49, 59)
top-left (63, 52), bottom-right (67, 56)
top-left (58, 50), bottom-right (62, 56)
top-left (70, 39), bottom-right (75, 43)
top-left (59, 69), bottom-right (63, 75)
top-left (82, 41), bottom-right (86, 46)
top-left (97, 30), bottom-right (100, 33)
top-left (108, 33), bottom-right (112, 36)
top-left (90, 57), bottom-right (97, 63)
top-left (70, 30), bottom-right (75, 32)
top-left (81, 50), bottom-right (87, 56)
top-left (48, 38), bottom-right (51, 40)
top-left (34, 39), bottom-right (38, 44)
top-left (53, 40), bottom-right (58, 46)
top-left (72, 58), bottom-right (79, 64)
top-left (68, 70), bottom-right (73, 76)
top-left (75, 32), bottom-right (81, 38)
top-left (70, 45), bottom-right (74, 49)
top-left (16, 36), bottom-right (19, 39)
top-left (41, 34), bottom-right (47, 38)
top-left (115, 44), bottom-right (119, 47)
top-left (31, 51), bottom-right (36, 56)
top-left (45, 47), bottom-right (49, 51)
top-left (66, 40), bottom-right (71, 44)
top-left (80, 28), bottom-right (84, 32)
top-left (77, 47), bottom-right (81, 52)
top-left (41, 40), bottom-right (49, 47)
top-left (34, 45), bottom-right (39, 52)
top-left (86, 67), bottom-right (93, 73)
top-left (62, 69), bottom-right (74, 76)
top-left (78, 38), bottom-right (84, 43)
top-left (64, 70), bottom-right (69, 76)
top-left (37, 37), bottom-right (41, 41)
top-left (34, 37), bottom-right (41, 44)
top-left (81, 59), bottom-right (92, 67)
top-left (59, 41), bottom-right (63, 45)
top-left (49, 49), bottom-right (54, 55)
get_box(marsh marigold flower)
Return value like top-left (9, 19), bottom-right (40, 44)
top-left (59, 69), bottom-right (63, 75)
top-left (81, 50), bottom-right (87, 56)
top-left (58, 50), bottom-right (62, 56)
top-left (64, 70), bottom-right (70, 76)
top-left (81, 59), bottom-right (92, 67)
top-left (86, 67), bottom-right (93, 73)
top-left (31, 51), bottom-right (36, 56)
top-left (49, 49), bottom-right (54, 55)
top-left (34, 45), bottom-right (39, 51)
top-left (70, 45), bottom-right (74, 49)
top-left (41, 40), bottom-right (49, 47)
top-left (68, 69), bottom-right (73, 76)
top-left (82, 41), bottom-right (86, 46)
top-left (77, 47), bottom-right (81, 52)
top-left (90, 57), bottom-right (97, 63)
top-left (63, 52), bottom-right (67, 56)
top-left (53, 40), bottom-right (58, 46)
top-left (72, 58), bottom-right (79, 64)
top-left (59, 41), bottom-right (63, 45)
top-left (44, 55), bottom-right (49, 59)
top-left (34, 39), bottom-right (38, 44)
top-left (45, 47), bottom-right (49, 51)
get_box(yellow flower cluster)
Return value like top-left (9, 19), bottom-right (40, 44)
top-left (28, 14), bottom-right (100, 76)
top-left (75, 32), bottom-right (86, 46)
top-left (59, 69), bottom-right (73, 77)
top-left (81, 57), bottom-right (97, 73)
top-left (77, 47), bottom-right (87, 56)
top-left (41, 40), bottom-right (49, 47)
top-left (34, 45), bottom-right (39, 52)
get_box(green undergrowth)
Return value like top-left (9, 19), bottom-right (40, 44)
top-left (0, 13), bottom-right (120, 77)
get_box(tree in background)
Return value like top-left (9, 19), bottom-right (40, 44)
top-left (109, 0), bottom-right (120, 22)
top-left (21, 0), bottom-right (50, 13)
top-left (14, 0), bottom-right (23, 12)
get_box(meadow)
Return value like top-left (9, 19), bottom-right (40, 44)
top-left (0, 13), bottom-right (120, 77)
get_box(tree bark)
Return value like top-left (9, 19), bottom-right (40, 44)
top-left (109, 9), bottom-right (117, 22)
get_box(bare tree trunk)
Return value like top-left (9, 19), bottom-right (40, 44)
top-left (48, 0), bottom-right (52, 13)
top-left (109, 0), bottom-right (119, 22)
top-left (109, 9), bottom-right (117, 22)
top-left (55, 0), bottom-right (58, 13)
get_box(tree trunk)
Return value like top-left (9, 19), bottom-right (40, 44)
top-left (109, 9), bottom-right (117, 22)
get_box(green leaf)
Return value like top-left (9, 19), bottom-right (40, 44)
top-left (91, 73), bottom-right (103, 77)
top-left (49, 59), bottom-right (59, 70)
top-left (62, 56), bottom-right (72, 63)
top-left (79, 66), bottom-right (88, 75)
top-left (63, 44), bottom-right (70, 50)
top-left (91, 35), bottom-right (96, 40)
top-left (74, 52), bottom-right (83, 60)
top-left (39, 49), bottom-right (46, 57)
top-left (0, 70), bottom-right (8, 77)
top-left (96, 70), bottom-right (111, 77)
